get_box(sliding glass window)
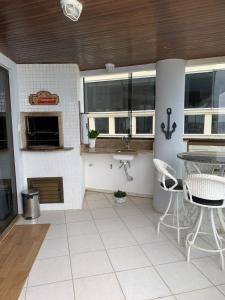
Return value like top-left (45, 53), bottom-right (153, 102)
top-left (0, 67), bottom-right (18, 233)
top-left (84, 72), bottom-right (155, 138)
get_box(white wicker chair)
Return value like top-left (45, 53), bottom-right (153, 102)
top-left (183, 174), bottom-right (225, 270)
top-left (153, 158), bottom-right (190, 243)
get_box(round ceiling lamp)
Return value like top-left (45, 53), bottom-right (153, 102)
top-left (60, 0), bottom-right (83, 22)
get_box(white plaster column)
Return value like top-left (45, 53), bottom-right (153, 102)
top-left (153, 59), bottom-right (186, 212)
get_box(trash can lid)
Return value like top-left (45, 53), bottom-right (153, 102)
top-left (22, 189), bottom-right (39, 196)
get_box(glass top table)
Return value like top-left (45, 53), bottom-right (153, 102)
top-left (177, 151), bottom-right (225, 165)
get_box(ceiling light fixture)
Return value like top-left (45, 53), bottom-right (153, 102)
top-left (60, 0), bottom-right (83, 22)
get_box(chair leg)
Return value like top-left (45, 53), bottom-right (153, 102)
top-left (187, 207), bottom-right (204, 263)
top-left (211, 209), bottom-right (225, 270)
top-left (176, 193), bottom-right (180, 244)
top-left (157, 192), bottom-right (173, 234)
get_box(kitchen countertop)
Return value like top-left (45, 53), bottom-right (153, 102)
top-left (80, 146), bottom-right (152, 155)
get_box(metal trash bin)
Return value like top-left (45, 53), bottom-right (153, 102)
top-left (22, 190), bottom-right (40, 219)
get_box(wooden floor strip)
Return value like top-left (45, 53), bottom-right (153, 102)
top-left (0, 224), bottom-right (50, 300)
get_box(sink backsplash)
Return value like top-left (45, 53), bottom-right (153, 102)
top-left (92, 138), bottom-right (153, 151)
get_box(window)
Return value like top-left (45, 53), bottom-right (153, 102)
top-left (211, 115), bottom-right (225, 134)
top-left (185, 72), bottom-right (213, 108)
top-left (184, 115), bottom-right (205, 134)
top-left (132, 77), bottom-right (155, 110)
top-left (184, 70), bottom-right (225, 139)
top-left (84, 69), bottom-right (225, 140)
top-left (213, 70), bottom-right (225, 108)
top-left (84, 78), bottom-right (129, 112)
top-left (136, 116), bottom-right (153, 134)
top-left (95, 118), bottom-right (109, 134)
top-left (0, 115), bottom-right (7, 149)
top-left (84, 72), bottom-right (155, 138)
top-left (115, 117), bottom-right (130, 134)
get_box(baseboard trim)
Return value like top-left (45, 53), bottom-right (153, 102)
top-left (86, 187), bottom-right (152, 199)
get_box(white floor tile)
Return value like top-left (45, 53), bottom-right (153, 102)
top-left (156, 261), bottom-right (212, 294)
top-left (71, 250), bottom-right (113, 278)
top-left (176, 287), bottom-right (225, 300)
top-left (68, 233), bottom-right (104, 253)
top-left (192, 256), bottom-right (225, 285)
top-left (45, 224), bottom-right (67, 240)
top-left (85, 192), bottom-right (108, 202)
top-left (91, 207), bottom-right (118, 220)
top-left (158, 297), bottom-right (176, 300)
top-left (67, 220), bottom-right (97, 236)
top-left (162, 227), bottom-right (189, 243)
top-left (37, 238), bottom-right (69, 259)
top-left (74, 273), bottom-right (125, 300)
top-left (129, 196), bottom-right (152, 206)
top-left (107, 245), bottom-right (151, 271)
top-left (131, 225), bottom-right (167, 244)
top-left (18, 288), bottom-right (26, 300)
top-left (16, 217), bottom-right (38, 225)
top-left (26, 281), bottom-right (75, 300)
top-left (218, 284), bottom-right (225, 296)
top-left (141, 241), bottom-right (185, 265)
top-left (117, 267), bottom-right (171, 300)
top-left (17, 196), bottom-right (225, 300)
top-left (65, 210), bottom-right (92, 223)
top-left (137, 203), bottom-right (155, 212)
top-left (28, 256), bottom-right (72, 286)
top-left (95, 218), bottom-right (126, 233)
top-left (144, 209), bottom-right (161, 224)
top-left (38, 211), bottom-right (65, 225)
top-left (177, 237), bottom-right (216, 259)
top-left (87, 196), bottom-right (112, 209)
top-left (115, 205), bottom-right (143, 217)
top-left (121, 214), bottom-right (153, 229)
top-left (100, 229), bottom-right (137, 249)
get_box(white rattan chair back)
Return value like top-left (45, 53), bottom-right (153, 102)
top-left (183, 174), bottom-right (225, 207)
top-left (153, 158), bottom-right (178, 191)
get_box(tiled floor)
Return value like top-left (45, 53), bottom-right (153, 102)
top-left (17, 192), bottom-right (225, 300)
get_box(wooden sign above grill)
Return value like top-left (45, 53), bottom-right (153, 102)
top-left (29, 91), bottom-right (59, 105)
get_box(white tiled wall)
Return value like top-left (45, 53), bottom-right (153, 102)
top-left (17, 64), bottom-right (83, 210)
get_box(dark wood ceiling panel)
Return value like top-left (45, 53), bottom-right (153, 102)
top-left (0, 0), bottom-right (225, 70)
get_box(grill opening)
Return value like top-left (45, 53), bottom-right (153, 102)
top-left (25, 116), bottom-right (60, 149)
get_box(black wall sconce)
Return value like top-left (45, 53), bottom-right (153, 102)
top-left (161, 108), bottom-right (177, 140)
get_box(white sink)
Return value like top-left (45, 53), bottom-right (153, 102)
top-left (113, 154), bottom-right (135, 161)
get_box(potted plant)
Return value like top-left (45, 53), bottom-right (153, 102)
top-left (88, 130), bottom-right (99, 148)
top-left (114, 190), bottom-right (127, 204)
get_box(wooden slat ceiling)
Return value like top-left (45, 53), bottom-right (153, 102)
top-left (0, 0), bottom-right (225, 70)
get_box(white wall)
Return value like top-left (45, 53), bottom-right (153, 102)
top-left (83, 153), bottom-right (154, 196)
top-left (17, 64), bottom-right (83, 210)
top-left (0, 53), bottom-right (24, 213)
